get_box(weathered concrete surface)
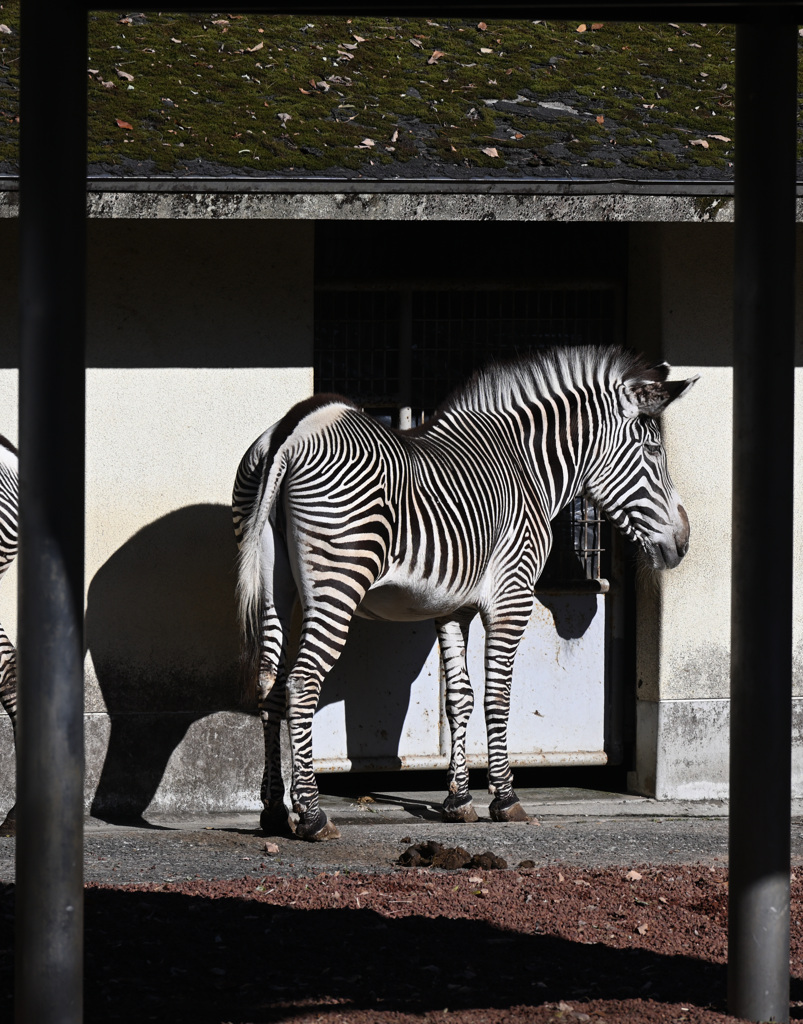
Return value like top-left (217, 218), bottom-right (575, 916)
top-left (0, 189), bottom-right (750, 224)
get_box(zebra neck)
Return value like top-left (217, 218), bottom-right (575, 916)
top-left (427, 401), bottom-right (588, 520)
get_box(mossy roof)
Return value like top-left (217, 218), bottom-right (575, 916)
top-left (0, 6), bottom-right (770, 181)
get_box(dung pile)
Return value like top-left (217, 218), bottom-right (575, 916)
top-left (398, 840), bottom-right (507, 870)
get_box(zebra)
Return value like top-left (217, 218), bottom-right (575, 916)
top-left (0, 434), bottom-right (18, 836)
top-left (233, 345), bottom-right (697, 841)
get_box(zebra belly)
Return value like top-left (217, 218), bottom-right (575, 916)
top-left (356, 577), bottom-right (475, 623)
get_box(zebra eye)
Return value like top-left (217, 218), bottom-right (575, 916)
top-left (644, 442), bottom-right (662, 457)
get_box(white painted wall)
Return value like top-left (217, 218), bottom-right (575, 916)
top-left (0, 218), bottom-right (315, 816)
top-left (3, 211), bottom-right (798, 811)
top-left (628, 223), bottom-right (803, 797)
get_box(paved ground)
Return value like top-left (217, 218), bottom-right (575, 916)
top-left (3, 785), bottom-right (802, 883)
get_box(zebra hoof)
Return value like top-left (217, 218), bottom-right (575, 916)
top-left (489, 795), bottom-right (530, 823)
top-left (442, 797), bottom-right (479, 823)
top-left (260, 803), bottom-right (294, 838)
top-left (295, 811), bottom-right (341, 842)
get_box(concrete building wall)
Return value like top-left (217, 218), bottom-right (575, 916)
top-left (1, 202), bottom-right (799, 815)
top-left (0, 218), bottom-right (314, 818)
top-left (627, 222), bottom-right (803, 798)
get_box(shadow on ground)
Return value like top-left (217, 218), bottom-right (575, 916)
top-left (0, 882), bottom-right (776, 1023)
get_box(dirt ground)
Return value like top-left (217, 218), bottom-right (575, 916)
top-left (3, 857), bottom-right (802, 1024)
top-left (3, 780), bottom-right (802, 1023)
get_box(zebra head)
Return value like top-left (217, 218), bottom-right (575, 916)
top-left (587, 361), bottom-right (699, 570)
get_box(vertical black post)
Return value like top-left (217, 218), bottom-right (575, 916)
top-left (729, 21), bottom-right (796, 1024)
top-left (15, 4), bottom-right (87, 1023)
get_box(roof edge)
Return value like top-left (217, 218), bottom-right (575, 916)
top-left (0, 176), bottom-right (742, 197)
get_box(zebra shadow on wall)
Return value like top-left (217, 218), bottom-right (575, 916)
top-left (85, 504), bottom-right (435, 824)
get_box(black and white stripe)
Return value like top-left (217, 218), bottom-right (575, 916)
top-left (233, 346), bottom-right (697, 840)
top-left (0, 434), bottom-right (19, 836)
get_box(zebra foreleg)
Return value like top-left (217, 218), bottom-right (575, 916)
top-left (482, 610), bottom-right (530, 823)
top-left (436, 611), bottom-right (479, 823)
top-left (0, 628), bottom-right (17, 836)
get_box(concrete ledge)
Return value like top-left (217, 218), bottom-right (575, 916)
top-left (0, 189), bottom-right (743, 223)
top-left (630, 697), bottom-right (803, 800)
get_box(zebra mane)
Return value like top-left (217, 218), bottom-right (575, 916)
top-left (437, 345), bottom-right (663, 418)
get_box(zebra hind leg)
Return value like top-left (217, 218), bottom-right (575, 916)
top-left (258, 696), bottom-right (293, 838)
top-left (284, 602), bottom-right (359, 842)
top-left (0, 627), bottom-right (17, 836)
top-left (436, 611), bottom-right (479, 823)
top-left (483, 610), bottom-right (531, 824)
top-left (285, 659), bottom-right (341, 842)
top-left (253, 556), bottom-right (296, 837)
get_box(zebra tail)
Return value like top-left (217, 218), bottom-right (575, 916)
top-left (235, 445), bottom-right (288, 704)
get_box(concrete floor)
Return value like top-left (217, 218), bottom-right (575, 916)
top-left (2, 786), bottom-right (802, 882)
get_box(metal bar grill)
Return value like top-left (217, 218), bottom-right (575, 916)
top-left (315, 286), bottom-right (616, 583)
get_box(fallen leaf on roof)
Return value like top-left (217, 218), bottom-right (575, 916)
top-left (592, 23), bottom-right (604, 30)
top-left (636, 922), bottom-right (649, 935)
top-left (359, 138), bottom-right (376, 147)
top-left (480, 47), bottom-right (493, 54)
top-left (114, 118), bottom-right (133, 130)
top-left (708, 134), bottom-right (731, 142)
top-left (690, 138), bottom-right (709, 148)
top-left (352, 34), bottom-right (366, 43)
top-left (409, 38), bottom-right (423, 48)
top-left (596, 114), bottom-right (604, 124)
top-left (0, 24), bottom-right (11, 35)
top-left (428, 50), bottom-right (446, 64)
top-left (626, 870), bottom-right (643, 881)
top-left (247, 41), bottom-right (264, 52)
top-left (577, 24), bottom-right (587, 33)
top-left (116, 69), bottom-right (134, 81)
top-left (277, 112), bottom-right (291, 126)
top-left (481, 146), bottom-right (499, 157)
top-left (478, 22), bottom-right (487, 31)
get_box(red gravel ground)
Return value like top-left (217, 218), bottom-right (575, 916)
top-left (4, 863), bottom-right (803, 1023)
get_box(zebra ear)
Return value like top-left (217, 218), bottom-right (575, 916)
top-left (620, 375), bottom-right (700, 417)
top-left (649, 361), bottom-right (671, 382)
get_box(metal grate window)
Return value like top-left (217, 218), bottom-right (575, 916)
top-left (315, 287), bottom-right (617, 586)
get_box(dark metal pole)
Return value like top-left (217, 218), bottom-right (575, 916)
top-left (15, 4), bottom-right (87, 1023)
top-left (729, 21), bottom-right (797, 1024)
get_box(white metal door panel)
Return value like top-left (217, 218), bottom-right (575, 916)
top-left (463, 594), bottom-right (607, 766)
top-left (312, 618), bottom-right (442, 770)
top-left (311, 593), bottom-right (607, 772)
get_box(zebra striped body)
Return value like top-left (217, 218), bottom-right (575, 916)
top-left (234, 347), bottom-right (697, 840)
top-left (0, 435), bottom-right (18, 836)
